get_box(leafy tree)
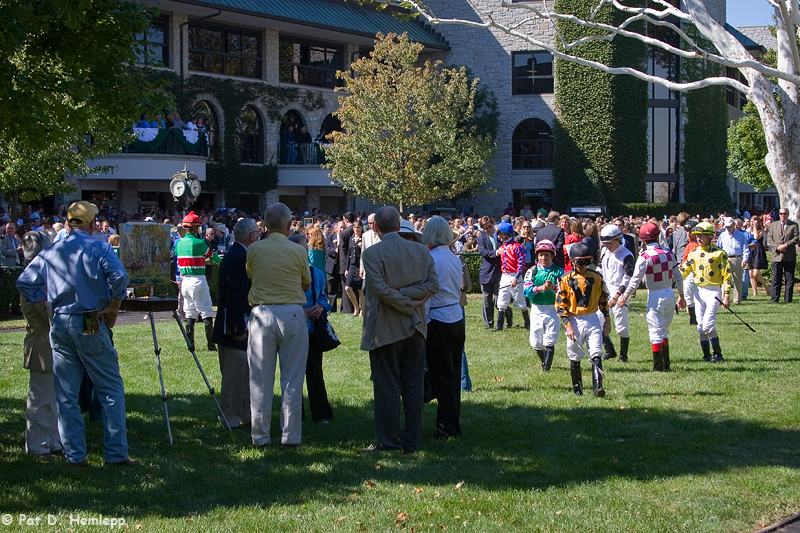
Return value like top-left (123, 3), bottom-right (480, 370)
top-left (0, 0), bottom-right (171, 212)
top-left (324, 32), bottom-right (497, 211)
top-left (728, 102), bottom-right (772, 192)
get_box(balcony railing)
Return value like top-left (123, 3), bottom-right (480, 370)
top-left (121, 128), bottom-right (209, 157)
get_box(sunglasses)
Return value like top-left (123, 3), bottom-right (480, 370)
top-left (573, 258), bottom-right (592, 267)
top-left (779, 211), bottom-right (788, 215)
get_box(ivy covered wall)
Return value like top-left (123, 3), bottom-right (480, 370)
top-left (144, 69), bottom-right (328, 205)
top-left (552, 0), bottom-right (648, 211)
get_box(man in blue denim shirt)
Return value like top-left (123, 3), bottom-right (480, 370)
top-left (17, 201), bottom-right (134, 467)
top-left (716, 217), bottom-right (755, 304)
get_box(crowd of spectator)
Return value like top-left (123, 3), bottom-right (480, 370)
top-left (135, 111), bottom-right (208, 132)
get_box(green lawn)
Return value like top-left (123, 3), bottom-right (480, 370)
top-left (1, 294), bottom-right (799, 532)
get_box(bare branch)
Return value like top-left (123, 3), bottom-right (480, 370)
top-left (409, 0), bottom-right (798, 91)
top-left (608, 0), bottom-right (691, 21)
top-left (778, 0), bottom-right (800, 75)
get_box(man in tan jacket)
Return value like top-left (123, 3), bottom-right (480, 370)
top-left (361, 206), bottom-right (438, 453)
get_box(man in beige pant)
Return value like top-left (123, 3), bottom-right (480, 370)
top-left (246, 203), bottom-right (311, 450)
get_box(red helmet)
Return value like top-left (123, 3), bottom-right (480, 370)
top-left (638, 221), bottom-right (660, 242)
top-left (181, 211), bottom-right (202, 227)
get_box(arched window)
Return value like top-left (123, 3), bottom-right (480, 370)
top-left (238, 105), bottom-right (263, 163)
top-left (192, 100), bottom-right (219, 161)
top-left (512, 118), bottom-right (553, 169)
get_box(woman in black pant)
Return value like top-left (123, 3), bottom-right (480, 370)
top-left (422, 217), bottom-right (467, 439)
top-left (289, 233), bottom-right (334, 423)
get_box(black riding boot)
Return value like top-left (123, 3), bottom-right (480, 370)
top-left (688, 306), bottom-right (697, 325)
top-left (522, 310), bottom-right (530, 330)
top-left (570, 361), bottom-right (583, 396)
top-left (543, 347), bottom-right (555, 372)
top-left (204, 317), bottom-right (216, 352)
top-left (619, 337), bottom-right (630, 362)
top-left (185, 318), bottom-right (196, 352)
top-left (495, 310), bottom-right (505, 332)
top-left (662, 342), bottom-right (670, 370)
top-left (652, 346), bottom-right (664, 372)
top-left (591, 357), bottom-right (605, 397)
top-left (602, 336), bottom-right (617, 360)
top-left (711, 339), bottom-right (724, 363)
top-left (506, 308), bottom-right (513, 328)
top-left (536, 349), bottom-right (545, 367)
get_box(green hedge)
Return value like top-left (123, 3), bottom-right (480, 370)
top-left (461, 253), bottom-right (482, 293)
top-left (611, 202), bottom-right (705, 218)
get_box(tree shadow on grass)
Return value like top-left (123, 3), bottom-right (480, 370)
top-left (1, 393), bottom-right (799, 518)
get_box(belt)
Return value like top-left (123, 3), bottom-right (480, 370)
top-left (256, 303), bottom-right (295, 306)
top-left (729, 255), bottom-right (742, 258)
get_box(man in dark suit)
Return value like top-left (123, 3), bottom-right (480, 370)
top-left (477, 216), bottom-right (503, 329)
top-left (325, 223), bottom-right (341, 311)
top-left (1, 221), bottom-right (22, 267)
top-left (337, 212), bottom-right (356, 313)
top-left (535, 211), bottom-right (566, 269)
top-left (766, 208), bottom-right (798, 303)
top-left (212, 218), bottom-right (257, 429)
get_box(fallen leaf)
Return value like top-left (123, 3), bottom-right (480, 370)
top-left (434, 491), bottom-right (441, 498)
top-left (348, 493), bottom-right (357, 499)
top-left (620, 406), bottom-right (626, 410)
top-left (135, 526), bottom-right (142, 530)
top-left (375, 465), bottom-right (381, 470)
top-left (438, 525), bottom-right (447, 530)
top-left (397, 512), bottom-right (409, 520)
top-left (366, 480), bottom-right (376, 488)
top-left (672, 395), bottom-right (676, 399)
top-left (493, 376), bottom-right (504, 382)
top-left (414, 487), bottom-right (423, 493)
top-left (455, 481), bottom-right (465, 488)
top-left (337, 516), bottom-right (347, 523)
top-left (556, 511), bottom-right (562, 515)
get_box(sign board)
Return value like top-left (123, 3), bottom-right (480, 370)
top-left (303, 217), bottom-right (314, 226)
top-left (119, 222), bottom-right (173, 287)
top-left (568, 206), bottom-right (606, 215)
top-left (521, 190), bottom-right (547, 197)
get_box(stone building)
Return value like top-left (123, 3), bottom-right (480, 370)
top-left (57, 0), bottom-right (766, 216)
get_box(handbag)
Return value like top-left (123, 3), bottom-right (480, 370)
top-left (310, 267), bottom-right (341, 352)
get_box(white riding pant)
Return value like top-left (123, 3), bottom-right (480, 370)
top-left (695, 285), bottom-right (722, 336)
top-left (181, 275), bottom-right (214, 320)
top-left (567, 314), bottom-right (603, 362)
top-left (645, 287), bottom-right (676, 344)
top-left (529, 304), bottom-right (559, 350)
top-left (497, 273), bottom-right (526, 310)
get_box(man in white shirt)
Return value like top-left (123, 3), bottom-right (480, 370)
top-left (715, 217), bottom-right (754, 305)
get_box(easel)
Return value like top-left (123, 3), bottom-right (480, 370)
top-left (121, 295), bottom-right (231, 445)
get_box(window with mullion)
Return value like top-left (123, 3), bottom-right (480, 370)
top-left (279, 35), bottom-right (343, 89)
top-left (512, 51), bottom-right (554, 95)
top-left (135, 16), bottom-right (169, 67)
top-left (188, 22), bottom-right (262, 79)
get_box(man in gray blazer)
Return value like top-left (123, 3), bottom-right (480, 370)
top-left (1, 221), bottom-right (21, 267)
top-left (360, 206), bottom-right (439, 453)
top-left (766, 208), bottom-right (798, 303)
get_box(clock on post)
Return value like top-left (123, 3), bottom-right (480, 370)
top-left (169, 166), bottom-right (201, 209)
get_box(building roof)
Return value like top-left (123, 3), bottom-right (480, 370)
top-left (736, 26), bottom-right (778, 52)
top-left (726, 23), bottom-right (767, 53)
top-left (176, 0), bottom-right (450, 50)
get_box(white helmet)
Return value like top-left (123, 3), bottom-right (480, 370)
top-left (600, 224), bottom-right (622, 242)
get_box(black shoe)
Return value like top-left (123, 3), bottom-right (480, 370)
top-left (703, 354), bottom-right (712, 362)
top-left (69, 460), bottom-right (90, 468)
top-left (522, 310), bottom-right (530, 330)
top-left (361, 443), bottom-right (397, 452)
top-left (279, 443), bottom-right (300, 451)
top-left (536, 349), bottom-right (545, 366)
top-left (107, 458), bottom-right (140, 467)
top-left (711, 354), bottom-right (725, 363)
top-left (619, 337), bottom-right (630, 362)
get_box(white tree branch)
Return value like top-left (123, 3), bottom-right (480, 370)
top-left (407, 0), bottom-right (799, 91)
top-left (779, 0), bottom-right (800, 75)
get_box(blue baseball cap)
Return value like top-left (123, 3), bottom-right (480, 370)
top-left (497, 222), bottom-right (514, 234)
